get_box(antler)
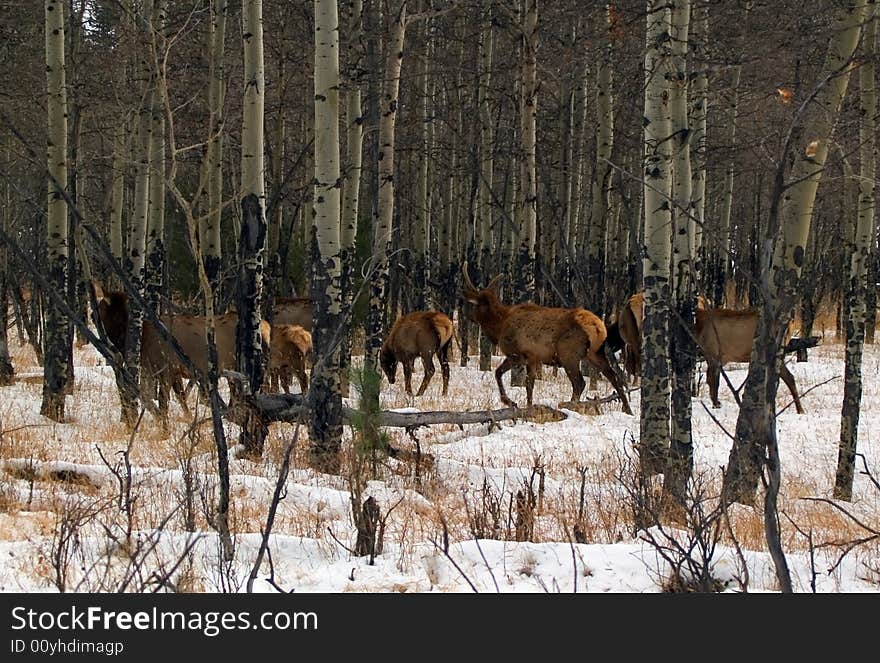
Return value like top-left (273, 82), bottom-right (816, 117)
top-left (461, 261), bottom-right (478, 294)
top-left (486, 273), bottom-right (504, 292)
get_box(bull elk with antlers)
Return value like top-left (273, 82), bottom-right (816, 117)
top-left (461, 264), bottom-right (633, 414)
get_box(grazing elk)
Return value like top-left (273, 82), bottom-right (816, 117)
top-left (461, 264), bottom-right (633, 414)
top-left (268, 324), bottom-right (312, 394)
top-left (380, 311), bottom-right (454, 396)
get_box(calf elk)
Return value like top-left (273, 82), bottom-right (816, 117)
top-left (268, 324), bottom-right (312, 394)
top-left (606, 291), bottom-right (708, 381)
top-left (380, 311), bottom-right (454, 396)
top-left (461, 264), bottom-right (633, 414)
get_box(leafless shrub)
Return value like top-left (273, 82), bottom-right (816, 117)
top-left (802, 454), bottom-right (880, 586)
top-left (615, 447), bottom-right (748, 593)
top-left (463, 477), bottom-right (506, 540)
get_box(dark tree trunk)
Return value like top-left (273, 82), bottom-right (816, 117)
top-left (236, 193), bottom-right (268, 455)
top-left (0, 234), bottom-right (12, 385)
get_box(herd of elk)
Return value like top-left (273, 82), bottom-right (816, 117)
top-left (91, 285), bottom-right (309, 415)
top-left (461, 263), bottom-right (634, 414)
top-left (87, 274), bottom-right (811, 420)
top-left (380, 311), bottom-right (454, 397)
top-left (606, 292), bottom-right (807, 414)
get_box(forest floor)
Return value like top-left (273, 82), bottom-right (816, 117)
top-left (0, 330), bottom-right (878, 593)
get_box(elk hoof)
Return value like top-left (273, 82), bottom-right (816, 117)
top-left (501, 397), bottom-right (517, 408)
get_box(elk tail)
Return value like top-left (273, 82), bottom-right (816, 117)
top-left (431, 315), bottom-right (455, 351)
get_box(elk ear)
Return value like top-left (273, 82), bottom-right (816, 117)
top-left (465, 297), bottom-right (478, 305)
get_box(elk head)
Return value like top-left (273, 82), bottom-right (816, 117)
top-left (461, 262), bottom-right (504, 318)
top-left (379, 344), bottom-right (397, 385)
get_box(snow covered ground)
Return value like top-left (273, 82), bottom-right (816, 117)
top-left (0, 334), bottom-right (878, 593)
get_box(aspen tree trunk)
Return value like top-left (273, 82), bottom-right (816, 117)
top-left (340, 0), bottom-right (364, 399)
top-left (41, 0), bottom-right (70, 421)
top-left (68, 1), bottom-right (92, 356)
top-left (516, 0), bottom-right (538, 305)
top-left (203, 0), bottom-right (227, 301)
top-left (835, 8), bottom-right (876, 501)
top-left (640, 0), bottom-right (673, 478)
top-left (716, 62), bottom-right (740, 307)
top-left (723, 0), bottom-right (868, 508)
top-left (267, 96), bottom-right (284, 299)
top-left (571, 64), bottom-right (589, 293)
top-left (237, 0), bottom-right (268, 455)
top-left (689, 0), bottom-right (708, 276)
top-left (67, 106), bottom-right (84, 359)
top-left (439, 150), bottom-right (454, 312)
top-left (413, 20), bottom-right (431, 311)
top-left (109, 124), bottom-right (126, 266)
top-left (665, 0), bottom-right (695, 508)
top-left (309, 0), bottom-right (344, 472)
top-left (145, 0), bottom-right (166, 315)
top-left (589, 8), bottom-right (613, 315)
top-left (478, 2), bottom-right (494, 371)
top-left (716, 3), bottom-right (749, 306)
top-left (501, 146), bottom-right (518, 288)
top-left (0, 135), bottom-right (11, 385)
top-left (121, 17), bottom-right (154, 426)
top-left (364, 1), bottom-right (406, 379)
top-left (508, 0), bottom-right (537, 388)
top-left (867, 237), bottom-right (879, 344)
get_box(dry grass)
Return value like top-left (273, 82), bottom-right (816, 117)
top-left (1, 325), bottom-right (879, 592)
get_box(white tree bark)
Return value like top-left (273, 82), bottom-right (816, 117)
top-left (639, 0), bottom-right (673, 476)
top-left (309, 0), bottom-right (344, 471)
top-left (41, 0), bottom-right (70, 420)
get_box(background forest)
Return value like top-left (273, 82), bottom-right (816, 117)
top-left (0, 1), bottom-right (878, 594)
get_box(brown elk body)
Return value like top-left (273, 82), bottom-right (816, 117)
top-left (272, 297), bottom-right (313, 331)
top-left (380, 311), bottom-right (454, 397)
top-left (268, 324), bottom-right (312, 394)
top-left (609, 291), bottom-right (708, 382)
top-left (93, 288), bottom-right (190, 416)
top-left (461, 265), bottom-right (633, 414)
top-left (695, 308), bottom-right (804, 414)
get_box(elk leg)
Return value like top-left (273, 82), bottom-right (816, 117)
top-left (439, 342), bottom-right (451, 395)
top-left (588, 350), bottom-right (633, 416)
top-left (402, 358), bottom-right (414, 396)
top-left (495, 356), bottom-right (518, 408)
top-left (779, 363), bottom-right (804, 414)
top-left (526, 360), bottom-right (541, 406)
top-left (707, 361), bottom-right (721, 408)
top-left (415, 353), bottom-right (435, 397)
top-left (295, 360), bottom-right (309, 394)
top-left (562, 361), bottom-right (586, 402)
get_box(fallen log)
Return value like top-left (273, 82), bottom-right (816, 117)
top-left (222, 371), bottom-right (570, 430)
